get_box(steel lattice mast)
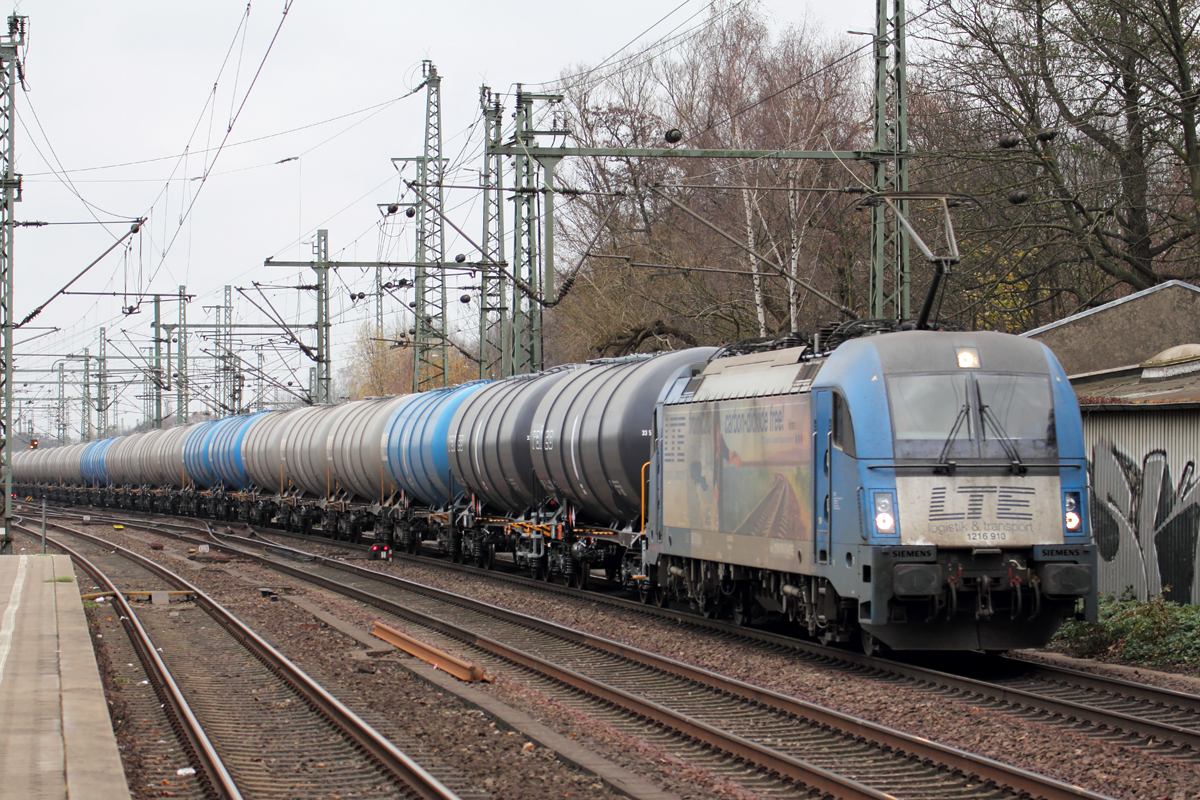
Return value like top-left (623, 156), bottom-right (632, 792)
top-left (478, 86), bottom-right (507, 380)
top-left (412, 60), bottom-right (447, 392)
top-left (511, 87), bottom-right (541, 375)
top-left (0, 14), bottom-right (24, 554)
top-left (869, 0), bottom-right (910, 319)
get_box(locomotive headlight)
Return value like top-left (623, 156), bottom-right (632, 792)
top-left (873, 492), bottom-right (897, 534)
top-left (956, 347), bottom-right (981, 369)
top-left (1064, 491), bottom-right (1083, 533)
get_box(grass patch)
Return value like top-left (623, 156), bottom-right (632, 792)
top-left (82, 601), bottom-right (100, 610)
top-left (42, 576), bottom-right (74, 583)
top-left (1054, 590), bottom-right (1200, 670)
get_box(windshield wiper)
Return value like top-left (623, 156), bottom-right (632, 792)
top-left (935, 402), bottom-right (970, 475)
top-left (978, 393), bottom-right (1027, 475)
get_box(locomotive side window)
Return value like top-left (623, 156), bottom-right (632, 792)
top-left (832, 393), bottom-right (856, 457)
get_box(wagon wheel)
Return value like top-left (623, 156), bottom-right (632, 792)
top-left (638, 582), bottom-right (654, 605)
top-left (654, 586), bottom-right (671, 608)
top-left (573, 567), bottom-right (590, 591)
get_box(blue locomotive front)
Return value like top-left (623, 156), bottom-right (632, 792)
top-left (645, 329), bottom-right (1096, 652)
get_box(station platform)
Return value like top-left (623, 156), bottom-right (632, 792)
top-left (0, 554), bottom-right (130, 800)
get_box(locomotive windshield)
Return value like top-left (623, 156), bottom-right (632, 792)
top-left (886, 372), bottom-right (1056, 460)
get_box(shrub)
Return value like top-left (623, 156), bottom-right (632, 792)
top-left (1055, 590), bottom-right (1200, 670)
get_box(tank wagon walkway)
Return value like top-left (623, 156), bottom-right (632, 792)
top-left (0, 554), bottom-right (130, 800)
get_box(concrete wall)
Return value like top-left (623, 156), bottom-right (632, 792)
top-left (1027, 282), bottom-right (1200, 375)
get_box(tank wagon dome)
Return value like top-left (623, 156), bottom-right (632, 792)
top-left (447, 366), bottom-right (581, 515)
top-left (151, 423), bottom-right (199, 489)
top-left (104, 431), bottom-right (146, 486)
top-left (190, 412), bottom-right (274, 490)
top-left (385, 381), bottom-right (490, 507)
top-left (80, 438), bottom-right (117, 486)
top-left (280, 405), bottom-right (344, 498)
top-left (181, 419), bottom-right (223, 488)
top-left (326, 395), bottom-right (415, 503)
top-left (242, 406), bottom-right (309, 493)
top-left (530, 347), bottom-right (718, 525)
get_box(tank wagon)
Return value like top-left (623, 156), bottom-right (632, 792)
top-left (13, 328), bottom-right (1097, 651)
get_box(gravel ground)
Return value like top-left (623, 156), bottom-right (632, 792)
top-left (236, 529), bottom-right (1200, 800)
top-left (84, 601), bottom-right (208, 799)
top-left (74, 521), bottom-right (756, 800)
top-left (1019, 647), bottom-right (1200, 695)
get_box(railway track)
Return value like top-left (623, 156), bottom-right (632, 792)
top-left (96, 506), bottom-right (1200, 763)
top-left (209, 515), bottom-right (1200, 762)
top-left (14, 518), bottom-right (463, 800)
top-left (49, 508), bottom-right (1115, 800)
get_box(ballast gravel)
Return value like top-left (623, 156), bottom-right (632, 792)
top-left (78, 521), bottom-right (755, 800)
top-left (255, 532), bottom-right (1200, 800)
top-left (82, 519), bottom-right (1200, 800)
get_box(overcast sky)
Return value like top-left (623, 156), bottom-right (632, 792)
top-left (9, 0), bottom-right (878, 434)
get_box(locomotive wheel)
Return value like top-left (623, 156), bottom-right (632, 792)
top-left (731, 596), bottom-right (754, 627)
top-left (698, 596), bottom-right (721, 619)
top-left (860, 629), bottom-right (887, 658)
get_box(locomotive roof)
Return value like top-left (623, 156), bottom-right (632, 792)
top-left (866, 330), bottom-right (1052, 375)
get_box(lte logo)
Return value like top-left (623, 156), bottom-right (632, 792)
top-left (929, 486), bottom-right (1034, 521)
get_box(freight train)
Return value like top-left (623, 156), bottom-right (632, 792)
top-left (12, 327), bottom-right (1097, 652)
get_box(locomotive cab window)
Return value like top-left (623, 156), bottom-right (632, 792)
top-left (832, 393), bottom-right (856, 457)
top-left (886, 372), bottom-right (1056, 460)
top-left (975, 373), bottom-right (1056, 459)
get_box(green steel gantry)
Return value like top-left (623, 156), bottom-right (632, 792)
top-left (477, 0), bottom-right (910, 376)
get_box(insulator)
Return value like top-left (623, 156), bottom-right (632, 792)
top-left (455, 253), bottom-right (467, 263)
top-left (1007, 190), bottom-right (1030, 205)
top-left (387, 203), bottom-right (398, 215)
top-left (1036, 129), bottom-right (1058, 142)
top-left (405, 207), bottom-right (416, 218)
top-left (998, 133), bottom-right (1022, 149)
top-left (460, 294), bottom-right (471, 304)
top-left (664, 128), bottom-right (683, 144)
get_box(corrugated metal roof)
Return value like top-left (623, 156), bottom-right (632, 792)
top-left (1021, 280), bottom-right (1200, 338)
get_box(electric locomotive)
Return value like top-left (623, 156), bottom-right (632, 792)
top-left (642, 329), bottom-right (1096, 652)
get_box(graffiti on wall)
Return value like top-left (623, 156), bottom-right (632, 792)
top-left (1091, 440), bottom-right (1200, 602)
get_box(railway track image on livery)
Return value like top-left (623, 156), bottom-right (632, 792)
top-left (25, 506), bottom-right (1152, 800)
top-left (10, 519), bottom-right (463, 800)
